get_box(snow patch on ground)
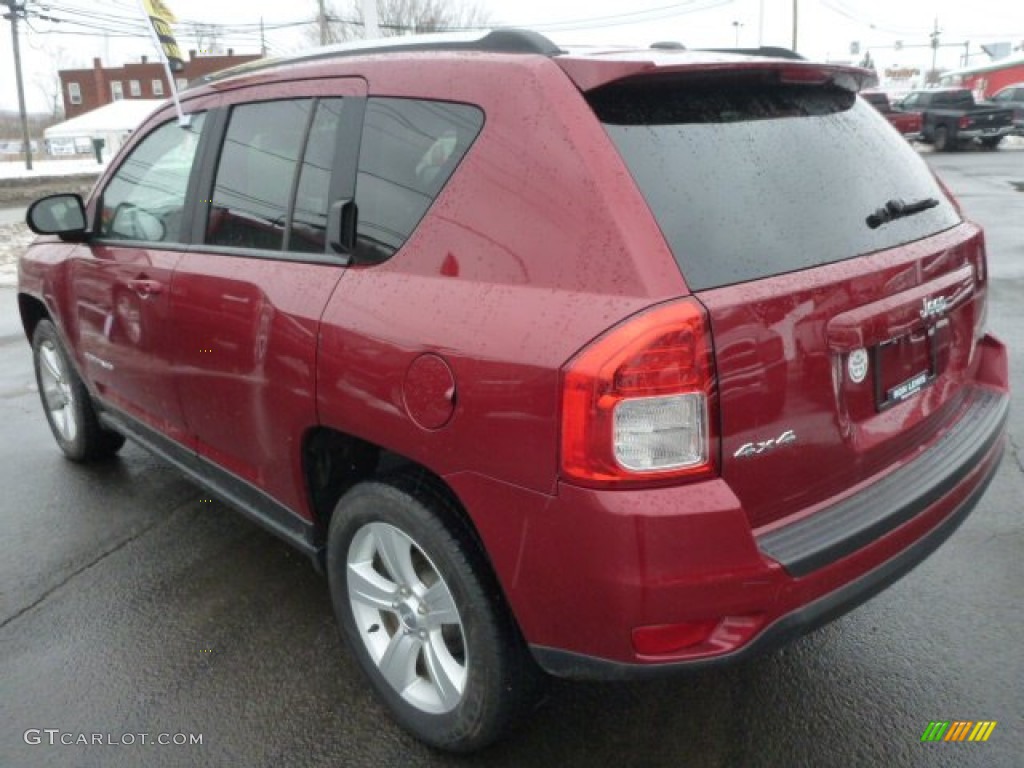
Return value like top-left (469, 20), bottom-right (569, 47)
top-left (0, 157), bottom-right (111, 180)
top-left (0, 221), bottom-right (34, 287)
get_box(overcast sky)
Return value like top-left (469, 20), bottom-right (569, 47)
top-left (2, 0), bottom-right (1023, 113)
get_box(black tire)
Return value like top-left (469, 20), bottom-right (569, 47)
top-left (31, 319), bottom-right (125, 462)
top-left (326, 472), bottom-right (542, 752)
top-left (934, 126), bottom-right (951, 152)
top-left (980, 136), bottom-right (1003, 150)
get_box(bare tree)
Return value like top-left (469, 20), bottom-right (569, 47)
top-left (33, 45), bottom-right (70, 122)
top-left (309, 0), bottom-right (492, 45)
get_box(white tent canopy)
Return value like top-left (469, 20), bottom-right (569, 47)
top-left (44, 100), bottom-right (163, 158)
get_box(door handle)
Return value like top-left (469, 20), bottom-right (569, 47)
top-left (129, 279), bottom-right (163, 299)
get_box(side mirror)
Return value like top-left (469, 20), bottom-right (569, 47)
top-left (26, 194), bottom-right (88, 241)
top-left (109, 202), bottom-right (166, 242)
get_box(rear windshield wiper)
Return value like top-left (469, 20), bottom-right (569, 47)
top-left (866, 197), bottom-right (939, 229)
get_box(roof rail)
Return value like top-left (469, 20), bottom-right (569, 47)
top-left (193, 28), bottom-right (562, 87)
top-left (700, 46), bottom-right (805, 61)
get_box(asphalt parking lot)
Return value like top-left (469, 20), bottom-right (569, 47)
top-left (1, 147), bottom-right (1022, 767)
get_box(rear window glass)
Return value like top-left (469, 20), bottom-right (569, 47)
top-left (862, 92), bottom-right (889, 110)
top-left (590, 78), bottom-right (961, 290)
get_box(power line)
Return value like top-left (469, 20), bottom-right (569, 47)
top-left (487, 0), bottom-right (736, 32)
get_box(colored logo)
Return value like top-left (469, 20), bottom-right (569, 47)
top-left (921, 721), bottom-right (997, 742)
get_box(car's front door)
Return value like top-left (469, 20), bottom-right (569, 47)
top-left (71, 113), bottom-right (207, 446)
top-left (169, 81), bottom-right (365, 515)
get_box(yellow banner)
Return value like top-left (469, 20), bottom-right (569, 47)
top-left (141, 0), bottom-right (184, 72)
top-left (142, 0), bottom-right (177, 24)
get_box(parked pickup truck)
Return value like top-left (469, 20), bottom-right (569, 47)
top-left (897, 87), bottom-right (1014, 150)
top-left (988, 82), bottom-right (1024, 136)
top-left (862, 91), bottom-right (921, 138)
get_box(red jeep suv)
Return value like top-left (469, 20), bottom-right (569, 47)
top-left (18, 30), bottom-right (1009, 751)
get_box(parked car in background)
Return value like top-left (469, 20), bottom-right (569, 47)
top-left (988, 82), bottom-right (1024, 135)
top-left (862, 90), bottom-right (921, 138)
top-left (898, 87), bottom-right (1014, 150)
top-left (18, 31), bottom-right (1010, 752)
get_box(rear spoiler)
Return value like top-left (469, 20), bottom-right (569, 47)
top-left (556, 56), bottom-right (878, 93)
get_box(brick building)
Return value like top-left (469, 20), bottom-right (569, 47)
top-left (59, 50), bottom-right (262, 118)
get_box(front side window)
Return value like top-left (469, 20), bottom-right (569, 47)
top-left (68, 82), bottom-right (82, 105)
top-left (111, 81), bottom-right (124, 101)
top-left (205, 99), bottom-right (314, 251)
top-left (354, 98), bottom-right (484, 263)
top-left (99, 113), bottom-right (206, 243)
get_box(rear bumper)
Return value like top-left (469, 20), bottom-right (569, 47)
top-left (531, 444), bottom-right (1002, 679)
top-left (958, 126), bottom-right (1014, 140)
top-left (500, 336), bottom-right (1009, 679)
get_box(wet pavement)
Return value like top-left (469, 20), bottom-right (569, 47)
top-left (1, 150), bottom-right (1022, 767)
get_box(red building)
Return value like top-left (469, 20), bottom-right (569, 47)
top-left (941, 52), bottom-right (1024, 99)
top-left (59, 50), bottom-right (262, 118)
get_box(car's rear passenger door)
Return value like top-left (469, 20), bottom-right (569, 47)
top-left (169, 79), bottom-right (366, 518)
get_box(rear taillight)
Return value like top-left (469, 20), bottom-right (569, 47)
top-left (958, 115), bottom-right (971, 129)
top-left (560, 299), bottom-right (717, 487)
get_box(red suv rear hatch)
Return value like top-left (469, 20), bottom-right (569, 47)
top-left (571, 54), bottom-right (987, 528)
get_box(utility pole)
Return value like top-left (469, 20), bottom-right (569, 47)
top-left (791, 0), bottom-right (798, 52)
top-left (930, 17), bottom-right (941, 83)
top-left (732, 20), bottom-right (742, 48)
top-left (758, 0), bottom-right (764, 47)
top-left (362, 0), bottom-right (379, 39)
top-left (318, 0), bottom-right (327, 45)
top-left (260, 16), bottom-right (267, 56)
top-left (2, 0), bottom-right (33, 170)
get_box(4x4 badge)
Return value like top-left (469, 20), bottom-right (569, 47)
top-left (733, 430), bottom-right (797, 459)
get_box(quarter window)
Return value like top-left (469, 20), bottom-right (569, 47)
top-left (354, 98), bottom-right (483, 263)
top-left (99, 113), bottom-right (206, 243)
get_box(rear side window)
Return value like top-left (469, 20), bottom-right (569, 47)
top-left (901, 91), bottom-right (928, 108)
top-left (205, 98), bottom-right (342, 254)
top-left (354, 98), bottom-right (483, 263)
top-left (590, 78), bottom-right (961, 290)
top-left (936, 90), bottom-right (973, 107)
